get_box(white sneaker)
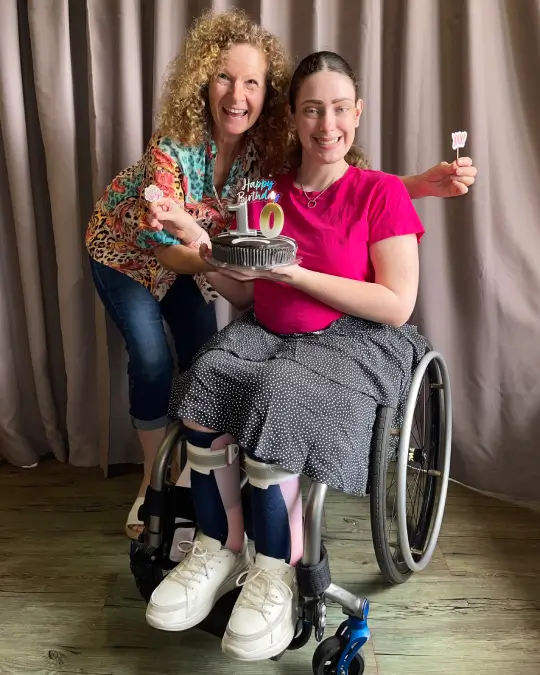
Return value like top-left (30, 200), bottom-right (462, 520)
top-left (222, 553), bottom-right (298, 661)
top-left (146, 533), bottom-right (250, 632)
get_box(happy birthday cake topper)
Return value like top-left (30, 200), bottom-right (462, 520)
top-left (229, 177), bottom-right (285, 240)
top-left (451, 130), bottom-right (468, 160)
top-left (236, 177), bottom-right (281, 204)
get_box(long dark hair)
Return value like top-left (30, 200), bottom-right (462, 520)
top-left (288, 51), bottom-right (370, 169)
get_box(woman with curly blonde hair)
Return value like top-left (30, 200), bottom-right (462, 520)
top-left (86, 9), bottom-right (476, 539)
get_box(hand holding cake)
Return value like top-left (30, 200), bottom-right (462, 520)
top-left (201, 241), bottom-right (302, 285)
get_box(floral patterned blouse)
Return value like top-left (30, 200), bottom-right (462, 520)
top-left (85, 132), bottom-right (261, 302)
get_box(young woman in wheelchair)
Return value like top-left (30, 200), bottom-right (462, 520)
top-left (143, 50), bottom-right (431, 662)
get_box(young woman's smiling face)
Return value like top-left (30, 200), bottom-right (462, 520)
top-left (293, 70), bottom-right (363, 166)
top-left (208, 44), bottom-right (268, 140)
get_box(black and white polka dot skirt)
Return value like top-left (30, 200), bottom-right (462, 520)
top-left (168, 311), bottom-right (427, 496)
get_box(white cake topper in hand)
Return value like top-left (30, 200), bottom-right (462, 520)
top-left (451, 131), bottom-right (468, 160)
top-left (144, 184), bottom-right (164, 202)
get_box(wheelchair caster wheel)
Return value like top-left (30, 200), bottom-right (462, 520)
top-left (288, 618), bottom-right (313, 651)
top-left (312, 635), bottom-right (365, 675)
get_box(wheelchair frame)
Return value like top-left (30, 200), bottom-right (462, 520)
top-left (131, 349), bottom-right (452, 674)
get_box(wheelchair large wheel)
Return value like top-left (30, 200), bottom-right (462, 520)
top-left (369, 351), bottom-right (452, 584)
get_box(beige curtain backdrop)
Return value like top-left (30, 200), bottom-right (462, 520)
top-left (1, 0), bottom-right (539, 501)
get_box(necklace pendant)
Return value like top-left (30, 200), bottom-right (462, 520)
top-left (307, 200), bottom-right (317, 209)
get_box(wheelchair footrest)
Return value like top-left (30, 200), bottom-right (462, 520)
top-left (296, 544), bottom-right (331, 598)
top-left (139, 484), bottom-right (197, 524)
top-left (130, 540), bottom-right (165, 603)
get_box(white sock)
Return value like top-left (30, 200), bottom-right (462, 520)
top-left (170, 520), bottom-right (197, 562)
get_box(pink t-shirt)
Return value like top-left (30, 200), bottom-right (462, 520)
top-left (244, 167), bottom-right (425, 334)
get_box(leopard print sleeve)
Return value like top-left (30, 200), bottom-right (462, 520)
top-left (133, 134), bottom-right (187, 250)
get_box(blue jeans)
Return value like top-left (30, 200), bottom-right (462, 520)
top-left (89, 257), bottom-right (217, 429)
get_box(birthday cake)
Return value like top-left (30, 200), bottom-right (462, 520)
top-left (208, 178), bottom-right (298, 268)
top-left (210, 232), bottom-right (297, 268)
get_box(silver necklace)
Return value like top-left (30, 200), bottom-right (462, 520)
top-left (211, 145), bottom-right (243, 216)
top-left (212, 184), bottom-right (232, 224)
top-left (300, 165), bottom-right (348, 209)
top-left (212, 184), bottom-right (225, 211)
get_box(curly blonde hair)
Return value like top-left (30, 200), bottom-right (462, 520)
top-left (157, 9), bottom-right (292, 175)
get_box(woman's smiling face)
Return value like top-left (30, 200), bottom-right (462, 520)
top-left (293, 70), bottom-right (363, 166)
top-left (208, 44), bottom-right (268, 140)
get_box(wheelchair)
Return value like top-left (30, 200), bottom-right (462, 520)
top-left (130, 348), bottom-right (452, 674)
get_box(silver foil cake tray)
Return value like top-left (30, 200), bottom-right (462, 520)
top-left (206, 257), bottom-right (303, 272)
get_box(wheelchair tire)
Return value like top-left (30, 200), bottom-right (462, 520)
top-left (369, 406), bottom-right (412, 584)
top-left (370, 353), bottom-right (450, 584)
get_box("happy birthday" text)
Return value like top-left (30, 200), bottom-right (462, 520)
top-left (235, 177), bottom-right (276, 203)
top-left (240, 178), bottom-right (275, 192)
top-left (236, 189), bottom-right (275, 202)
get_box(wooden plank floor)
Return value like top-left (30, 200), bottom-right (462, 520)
top-left (1, 457), bottom-right (539, 675)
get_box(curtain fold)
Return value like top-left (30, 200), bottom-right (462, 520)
top-left (1, 0), bottom-right (539, 501)
top-left (0, 0), bottom-right (65, 465)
